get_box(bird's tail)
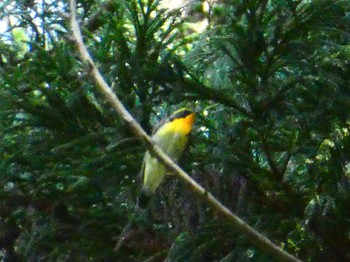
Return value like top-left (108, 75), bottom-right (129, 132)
top-left (137, 188), bottom-right (151, 209)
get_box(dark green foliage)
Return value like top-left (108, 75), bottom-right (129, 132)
top-left (1, 0), bottom-right (350, 261)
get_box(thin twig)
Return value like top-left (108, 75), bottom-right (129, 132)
top-left (69, 1), bottom-right (302, 261)
top-left (114, 219), bottom-right (133, 253)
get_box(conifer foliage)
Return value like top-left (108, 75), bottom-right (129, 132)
top-left (1, 0), bottom-right (350, 261)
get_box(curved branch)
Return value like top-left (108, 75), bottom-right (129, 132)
top-left (69, 1), bottom-right (301, 261)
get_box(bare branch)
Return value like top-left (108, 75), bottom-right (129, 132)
top-left (68, 1), bottom-right (302, 261)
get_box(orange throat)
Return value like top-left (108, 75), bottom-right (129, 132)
top-left (172, 113), bottom-right (195, 135)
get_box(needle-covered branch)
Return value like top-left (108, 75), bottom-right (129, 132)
top-left (69, 1), bottom-right (301, 261)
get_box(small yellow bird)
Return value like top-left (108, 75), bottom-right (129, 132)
top-left (138, 108), bottom-right (195, 208)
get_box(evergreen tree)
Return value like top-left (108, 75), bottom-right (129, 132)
top-left (0, 0), bottom-right (349, 261)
